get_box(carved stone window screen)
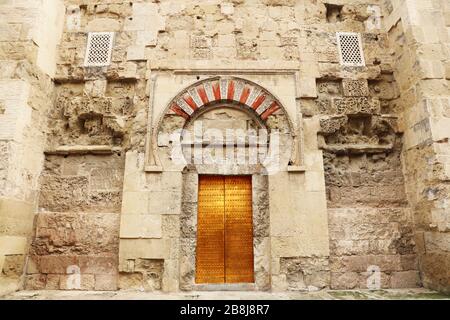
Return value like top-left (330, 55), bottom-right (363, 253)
top-left (336, 32), bottom-right (365, 67)
top-left (84, 32), bottom-right (115, 67)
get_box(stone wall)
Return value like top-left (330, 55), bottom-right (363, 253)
top-left (0, 0), bottom-right (64, 295)
top-left (118, 152), bottom-right (182, 291)
top-left (314, 76), bottom-right (420, 289)
top-left (0, 0), bottom-right (448, 294)
top-left (324, 151), bottom-right (420, 289)
top-left (385, 0), bottom-right (450, 294)
top-left (296, 2), bottom-right (421, 289)
top-left (24, 0), bottom-right (148, 291)
top-left (25, 154), bottom-right (124, 290)
top-left (116, 69), bottom-right (333, 292)
top-left (20, 0), bottom-right (420, 292)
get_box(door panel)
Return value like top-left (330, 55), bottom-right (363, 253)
top-left (224, 176), bottom-right (254, 283)
top-left (195, 175), bottom-right (254, 284)
top-left (196, 176), bottom-right (225, 284)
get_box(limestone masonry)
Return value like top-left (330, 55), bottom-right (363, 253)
top-left (0, 0), bottom-right (449, 295)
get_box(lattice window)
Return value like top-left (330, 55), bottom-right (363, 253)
top-left (84, 32), bottom-right (114, 67)
top-left (336, 32), bottom-right (365, 67)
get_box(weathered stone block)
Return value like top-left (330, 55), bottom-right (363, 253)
top-left (332, 97), bottom-right (380, 115)
top-left (220, 3), bottom-right (234, 16)
top-left (148, 191), bottom-right (181, 215)
top-left (59, 274), bottom-right (95, 290)
top-left (271, 274), bottom-right (288, 292)
top-left (280, 256), bottom-right (330, 290)
top-left (90, 167), bottom-right (123, 191)
top-left (84, 80), bottom-right (107, 98)
top-left (25, 274), bottom-right (47, 290)
top-left (118, 272), bottom-right (143, 290)
top-left (128, 258), bottom-right (165, 291)
top-left (78, 256), bottom-right (117, 275)
top-left (127, 45), bottom-right (145, 61)
top-left (120, 214), bottom-right (162, 239)
top-left (319, 116), bottom-right (347, 134)
top-left (400, 254), bottom-right (418, 271)
top-left (0, 198), bottom-right (34, 237)
top-left (180, 202), bottom-right (197, 239)
top-left (119, 239), bottom-right (171, 261)
top-left (32, 212), bottom-right (119, 256)
top-left (45, 274), bottom-right (61, 290)
top-left (121, 191), bottom-right (149, 215)
top-left (161, 215), bottom-right (180, 239)
top-left (424, 232), bottom-right (450, 253)
top-left (305, 171), bottom-right (326, 192)
top-left (136, 31), bottom-right (157, 47)
top-left (390, 271), bottom-right (420, 288)
top-left (421, 252), bottom-right (450, 294)
top-left (190, 35), bottom-right (211, 49)
top-left (35, 255), bottom-right (78, 274)
top-left (0, 236), bottom-right (27, 255)
top-left (298, 77), bottom-right (317, 98)
top-left (95, 274), bottom-right (118, 291)
top-left (1, 255), bottom-right (24, 276)
top-left (330, 255), bottom-right (402, 272)
top-left (342, 79), bottom-right (369, 97)
top-left (38, 175), bottom-right (89, 212)
top-left (330, 272), bottom-right (360, 290)
top-left (86, 18), bottom-right (121, 32)
top-left (262, 0), bottom-right (295, 6)
top-left (66, 5), bottom-right (81, 31)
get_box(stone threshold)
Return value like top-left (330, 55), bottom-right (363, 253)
top-left (1, 288), bottom-right (448, 300)
top-left (193, 283), bottom-right (256, 291)
top-left (45, 145), bottom-right (122, 155)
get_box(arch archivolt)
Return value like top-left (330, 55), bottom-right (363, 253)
top-left (145, 76), bottom-right (304, 171)
top-left (168, 77), bottom-right (285, 121)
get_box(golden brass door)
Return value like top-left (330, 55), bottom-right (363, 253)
top-left (196, 176), bottom-right (225, 283)
top-left (196, 175), bottom-right (254, 284)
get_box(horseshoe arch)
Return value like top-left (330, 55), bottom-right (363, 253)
top-left (147, 76), bottom-right (300, 170)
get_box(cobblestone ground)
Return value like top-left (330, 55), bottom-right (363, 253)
top-left (1, 288), bottom-right (449, 300)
